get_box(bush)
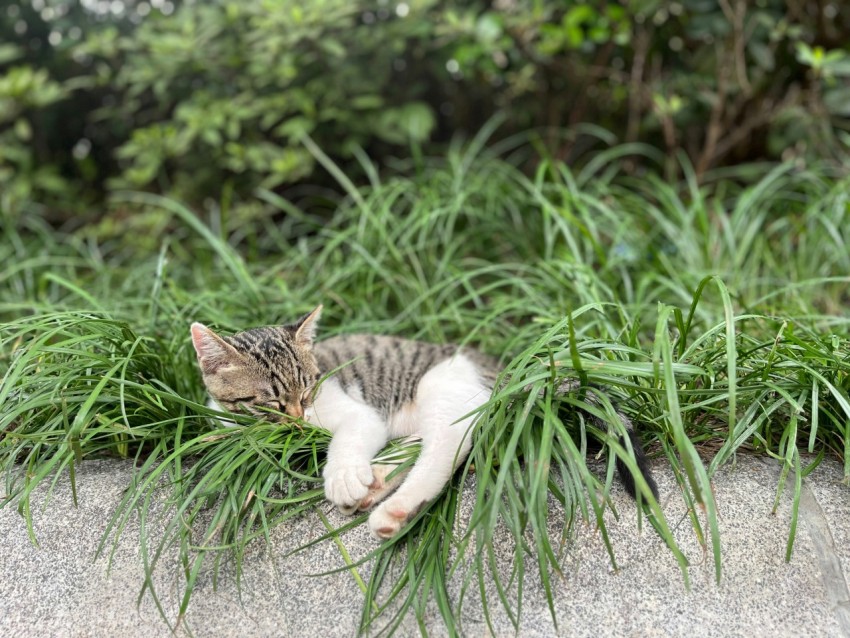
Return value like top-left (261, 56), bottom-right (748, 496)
top-left (1, 0), bottom-right (849, 221)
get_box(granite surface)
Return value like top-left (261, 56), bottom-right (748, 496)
top-left (1, 455), bottom-right (848, 637)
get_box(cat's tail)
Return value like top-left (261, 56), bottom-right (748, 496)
top-left (556, 380), bottom-right (659, 501)
top-left (610, 413), bottom-right (659, 500)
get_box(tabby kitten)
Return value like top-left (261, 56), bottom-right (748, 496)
top-left (190, 305), bottom-right (657, 539)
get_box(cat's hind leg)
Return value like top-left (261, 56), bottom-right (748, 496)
top-left (368, 355), bottom-right (489, 539)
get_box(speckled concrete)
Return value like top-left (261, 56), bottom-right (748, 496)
top-left (1, 455), bottom-right (848, 637)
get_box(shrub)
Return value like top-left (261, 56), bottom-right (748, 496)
top-left (1, 0), bottom-right (849, 220)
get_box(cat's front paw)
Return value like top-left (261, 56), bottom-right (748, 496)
top-left (368, 497), bottom-right (420, 539)
top-left (324, 460), bottom-right (374, 514)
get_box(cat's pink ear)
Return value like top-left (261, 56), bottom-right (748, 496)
top-left (190, 323), bottom-right (240, 374)
top-left (292, 304), bottom-right (323, 347)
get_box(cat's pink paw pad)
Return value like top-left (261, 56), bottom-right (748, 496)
top-left (368, 502), bottom-right (411, 539)
top-left (356, 483), bottom-right (392, 512)
top-left (375, 526), bottom-right (398, 538)
top-left (372, 517), bottom-right (403, 539)
top-left (356, 464), bottom-right (406, 512)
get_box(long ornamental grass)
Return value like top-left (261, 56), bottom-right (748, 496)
top-left (2, 141), bottom-right (849, 634)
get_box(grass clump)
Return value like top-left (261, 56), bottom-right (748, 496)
top-left (1, 139), bottom-right (849, 634)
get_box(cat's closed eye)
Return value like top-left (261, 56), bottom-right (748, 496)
top-left (221, 397), bottom-right (283, 414)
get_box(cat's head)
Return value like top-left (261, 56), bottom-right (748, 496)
top-left (190, 305), bottom-right (323, 421)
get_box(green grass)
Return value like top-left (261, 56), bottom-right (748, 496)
top-left (1, 139), bottom-right (849, 635)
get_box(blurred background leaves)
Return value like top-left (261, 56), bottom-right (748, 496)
top-left (1, 0), bottom-right (849, 224)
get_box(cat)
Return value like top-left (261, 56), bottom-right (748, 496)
top-left (190, 305), bottom-right (658, 539)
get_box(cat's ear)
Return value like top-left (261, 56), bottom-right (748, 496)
top-left (190, 323), bottom-right (242, 374)
top-left (291, 304), bottom-right (323, 347)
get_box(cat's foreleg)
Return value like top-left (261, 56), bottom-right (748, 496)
top-left (311, 380), bottom-right (390, 515)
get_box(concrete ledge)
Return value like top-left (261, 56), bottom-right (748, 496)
top-left (1, 455), bottom-right (848, 637)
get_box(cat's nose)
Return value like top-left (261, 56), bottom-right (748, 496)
top-left (287, 404), bottom-right (304, 419)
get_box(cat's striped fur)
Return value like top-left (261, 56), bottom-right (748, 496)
top-left (314, 334), bottom-right (500, 415)
top-left (191, 305), bottom-right (657, 539)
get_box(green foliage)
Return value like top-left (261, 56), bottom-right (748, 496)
top-left (0, 63), bottom-right (71, 210)
top-left (71, 0), bottom-right (444, 204)
top-left (2, 146), bottom-right (849, 633)
top-left (2, 0), bottom-right (850, 219)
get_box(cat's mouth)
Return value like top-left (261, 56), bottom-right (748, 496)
top-left (245, 405), bottom-right (307, 426)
